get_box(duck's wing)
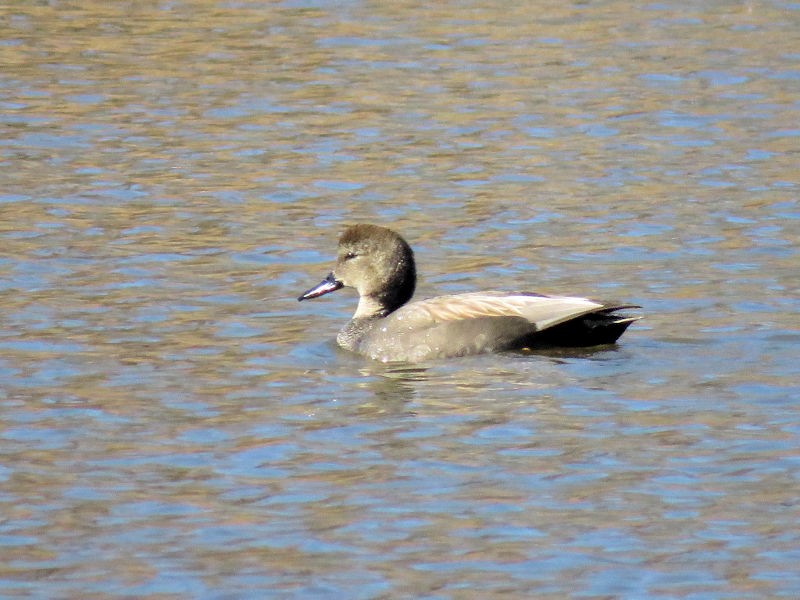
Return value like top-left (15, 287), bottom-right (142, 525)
top-left (395, 291), bottom-right (619, 332)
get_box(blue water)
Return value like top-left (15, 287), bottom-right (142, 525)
top-left (1, 1), bottom-right (799, 597)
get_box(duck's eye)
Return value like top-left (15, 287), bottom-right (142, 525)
top-left (344, 252), bottom-right (357, 261)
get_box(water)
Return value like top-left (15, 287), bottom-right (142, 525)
top-left (2, 0), bottom-right (799, 597)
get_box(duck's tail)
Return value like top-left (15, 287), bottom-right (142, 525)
top-left (531, 305), bottom-right (642, 347)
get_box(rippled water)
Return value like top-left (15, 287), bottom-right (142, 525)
top-left (2, 1), bottom-right (799, 597)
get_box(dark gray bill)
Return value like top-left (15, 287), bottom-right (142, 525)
top-left (297, 272), bottom-right (343, 301)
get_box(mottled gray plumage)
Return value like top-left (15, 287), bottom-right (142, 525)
top-left (299, 224), bottom-right (639, 362)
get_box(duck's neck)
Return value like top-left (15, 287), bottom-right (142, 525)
top-left (353, 260), bottom-right (416, 319)
top-left (354, 295), bottom-right (391, 319)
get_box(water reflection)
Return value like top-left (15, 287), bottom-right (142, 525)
top-left (356, 364), bottom-right (426, 409)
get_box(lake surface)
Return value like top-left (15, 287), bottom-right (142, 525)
top-left (2, 0), bottom-right (799, 597)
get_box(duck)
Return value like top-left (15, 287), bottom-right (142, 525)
top-left (298, 224), bottom-right (640, 362)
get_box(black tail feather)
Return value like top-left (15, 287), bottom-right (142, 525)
top-left (525, 306), bottom-right (641, 348)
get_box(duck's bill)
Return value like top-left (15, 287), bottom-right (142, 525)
top-left (297, 273), bottom-right (343, 301)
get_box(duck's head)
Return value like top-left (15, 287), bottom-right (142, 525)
top-left (298, 224), bottom-right (416, 318)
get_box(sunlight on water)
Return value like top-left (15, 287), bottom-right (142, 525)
top-left (1, 0), bottom-right (799, 597)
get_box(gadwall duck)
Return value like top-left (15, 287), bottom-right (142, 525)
top-left (298, 224), bottom-right (640, 362)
